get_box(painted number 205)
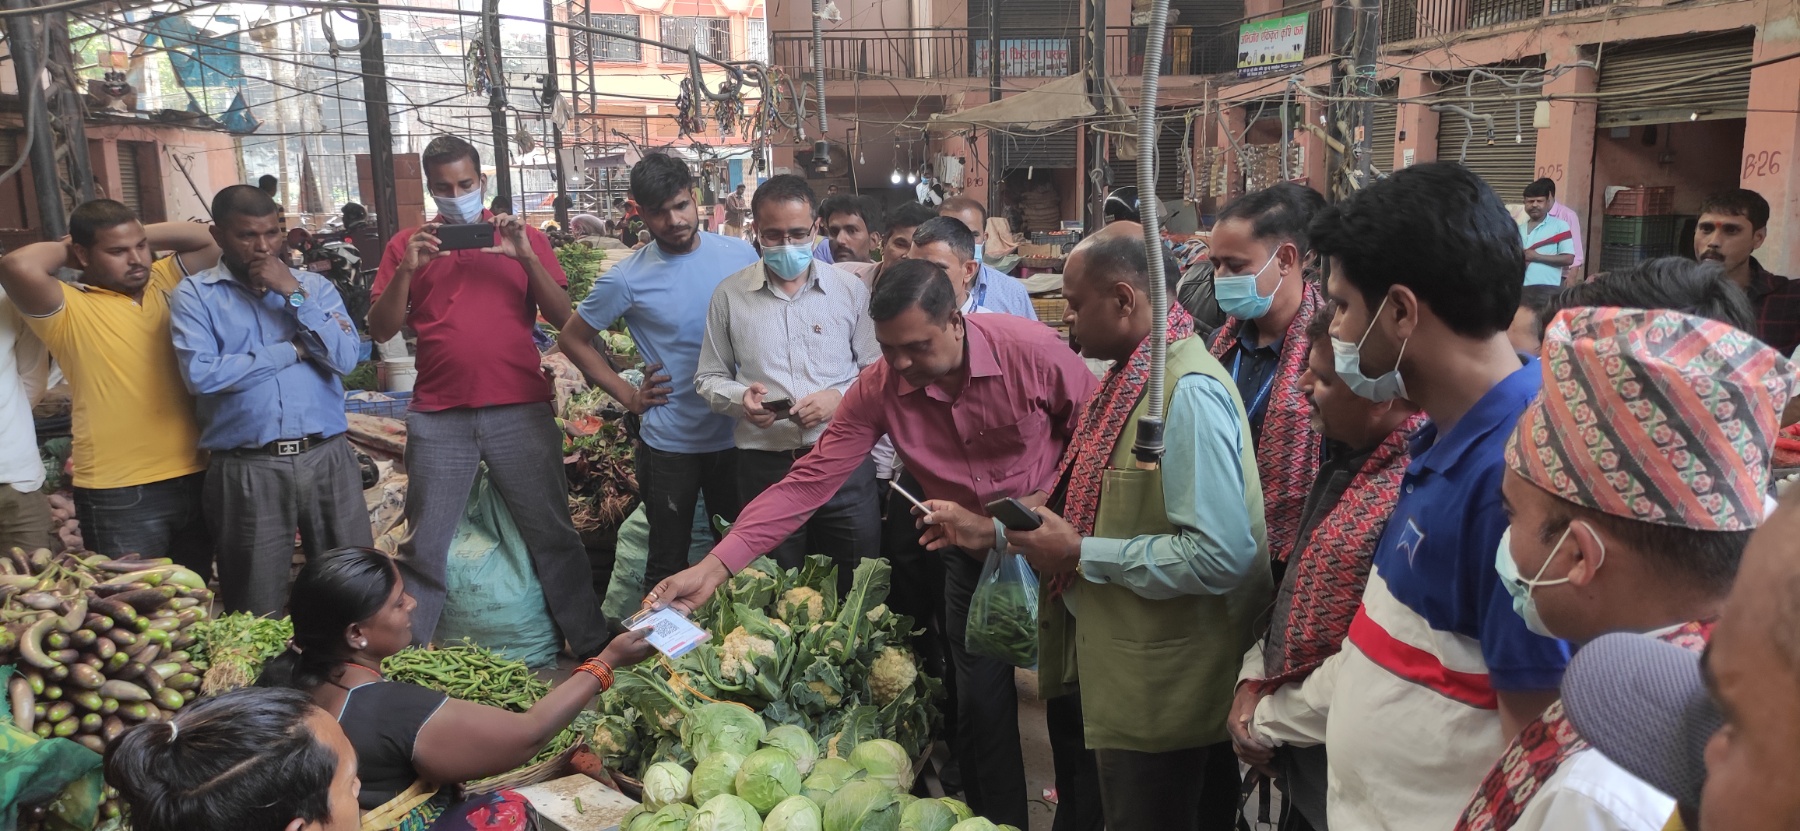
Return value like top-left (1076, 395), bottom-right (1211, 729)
top-left (1743, 151), bottom-right (1783, 179)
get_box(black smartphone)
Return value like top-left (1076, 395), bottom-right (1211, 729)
top-left (762, 397), bottom-right (794, 416)
top-left (985, 497), bottom-right (1044, 531)
top-left (436, 222), bottom-right (494, 251)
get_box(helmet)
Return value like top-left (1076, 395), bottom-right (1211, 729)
top-left (1103, 186), bottom-right (1140, 224)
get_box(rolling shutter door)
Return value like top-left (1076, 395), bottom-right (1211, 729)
top-left (999, 130), bottom-right (1079, 170)
top-left (1436, 73), bottom-right (1538, 204)
top-left (117, 144), bottom-right (144, 218)
top-left (971, 0), bottom-right (1080, 33)
top-left (1108, 117), bottom-right (1186, 202)
top-left (1596, 30), bottom-right (1754, 128)
top-left (1367, 82), bottom-right (1398, 173)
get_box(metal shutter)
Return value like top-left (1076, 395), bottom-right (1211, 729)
top-left (999, 130), bottom-right (1079, 170)
top-left (1367, 82), bottom-right (1398, 174)
top-left (1435, 73), bottom-right (1539, 204)
top-left (0, 133), bottom-right (15, 169)
top-left (1596, 30), bottom-right (1754, 128)
top-left (970, 0), bottom-right (1080, 33)
top-left (117, 142), bottom-right (144, 217)
top-left (1108, 117), bottom-right (1187, 202)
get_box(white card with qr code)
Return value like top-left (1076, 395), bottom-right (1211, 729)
top-left (623, 608), bottom-right (709, 658)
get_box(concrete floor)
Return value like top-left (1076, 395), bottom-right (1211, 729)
top-left (1016, 668), bottom-right (1059, 831)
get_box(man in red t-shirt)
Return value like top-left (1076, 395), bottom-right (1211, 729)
top-left (368, 135), bottom-right (606, 656)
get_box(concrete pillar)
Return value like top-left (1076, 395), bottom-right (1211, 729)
top-left (1539, 50), bottom-right (1597, 277)
top-left (1744, 7), bottom-right (1800, 275)
top-left (1395, 72), bottom-right (1439, 169)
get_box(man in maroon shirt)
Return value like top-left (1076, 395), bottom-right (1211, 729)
top-left (367, 135), bottom-right (606, 656)
top-left (1695, 188), bottom-right (1800, 356)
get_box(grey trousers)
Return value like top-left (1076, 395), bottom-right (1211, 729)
top-left (205, 434), bottom-right (373, 615)
top-left (397, 402), bottom-right (607, 656)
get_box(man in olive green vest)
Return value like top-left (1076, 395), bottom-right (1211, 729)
top-left (1004, 222), bottom-right (1273, 830)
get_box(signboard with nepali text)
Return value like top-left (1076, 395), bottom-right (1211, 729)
top-left (1237, 13), bottom-right (1307, 78)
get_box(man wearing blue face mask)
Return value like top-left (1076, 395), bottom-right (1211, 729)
top-left (1206, 183), bottom-right (1328, 568)
top-left (1245, 163), bottom-right (1569, 831)
top-left (693, 175), bottom-right (882, 582)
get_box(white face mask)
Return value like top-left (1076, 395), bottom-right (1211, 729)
top-left (434, 186), bottom-right (486, 224)
top-left (1496, 522), bottom-right (1604, 638)
top-left (1331, 295), bottom-right (1409, 402)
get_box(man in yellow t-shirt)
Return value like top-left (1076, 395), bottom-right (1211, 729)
top-left (0, 200), bottom-right (219, 570)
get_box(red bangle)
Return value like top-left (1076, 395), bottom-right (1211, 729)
top-left (575, 659), bottom-right (614, 691)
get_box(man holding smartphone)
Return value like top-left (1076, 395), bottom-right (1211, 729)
top-left (649, 259), bottom-right (1097, 828)
top-left (694, 175), bottom-right (881, 582)
top-left (368, 135), bottom-right (608, 657)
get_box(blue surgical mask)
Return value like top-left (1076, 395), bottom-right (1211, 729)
top-left (433, 187), bottom-right (485, 224)
top-left (762, 243), bottom-right (813, 281)
top-left (974, 242), bottom-right (985, 263)
top-left (1214, 252), bottom-right (1283, 320)
top-left (1496, 523), bottom-right (1600, 638)
top-left (1332, 295), bottom-right (1409, 402)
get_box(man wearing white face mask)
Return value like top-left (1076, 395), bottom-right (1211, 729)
top-left (1206, 183), bottom-right (1329, 568)
top-left (694, 175), bottom-right (882, 582)
top-left (1449, 306), bottom-right (1794, 831)
top-left (1245, 163), bottom-right (1570, 831)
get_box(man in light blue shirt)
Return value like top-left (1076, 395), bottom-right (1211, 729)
top-left (170, 185), bottom-right (369, 615)
top-left (939, 196), bottom-right (1039, 320)
top-left (1521, 179), bottom-right (1574, 296)
top-left (556, 153), bottom-right (759, 593)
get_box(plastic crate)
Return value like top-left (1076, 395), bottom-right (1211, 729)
top-left (344, 391), bottom-right (412, 419)
top-left (1602, 215), bottom-right (1677, 247)
top-left (1605, 186), bottom-right (1676, 217)
top-left (1598, 244), bottom-right (1674, 274)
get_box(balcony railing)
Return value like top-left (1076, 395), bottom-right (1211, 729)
top-left (1390, 0), bottom-right (1615, 42)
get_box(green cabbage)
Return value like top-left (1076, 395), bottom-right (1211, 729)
top-left (648, 803), bottom-right (698, 831)
top-left (685, 703), bottom-right (766, 762)
top-left (692, 750), bottom-right (746, 804)
top-left (691, 794), bottom-right (763, 831)
top-left (947, 819), bottom-right (998, 831)
top-left (762, 724), bottom-right (820, 775)
top-left (848, 739), bottom-right (913, 791)
top-left (822, 780), bottom-right (903, 831)
top-left (899, 797), bottom-right (958, 831)
top-left (737, 747), bottom-right (805, 814)
top-left (642, 762), bottom-right (693, 808)
top-left (938, 799), bottom-right (973, 822)
top-left (801, 757), bottom-right (860, 805)
top-left (762, 795), bottom-right (824, 831)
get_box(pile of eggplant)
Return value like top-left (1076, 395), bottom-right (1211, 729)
top-left (3, 547), bottom-right (211, 821)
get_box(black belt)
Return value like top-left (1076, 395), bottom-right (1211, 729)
top-left (230, 433), bottom-right (339, 457)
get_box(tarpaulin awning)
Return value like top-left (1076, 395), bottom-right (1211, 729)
top-left (926, 73), bottom-right (1097, 133)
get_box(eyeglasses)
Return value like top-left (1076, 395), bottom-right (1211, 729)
top-left (759, 228), bottom-right (813, 246)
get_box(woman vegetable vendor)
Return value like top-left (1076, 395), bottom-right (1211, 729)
top-left (256, 548), bottom-right (655, 828)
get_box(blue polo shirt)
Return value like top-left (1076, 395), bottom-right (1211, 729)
top-left (578, 232), bottom-right (759, 454)
top-left (1375, 355), bottom-right (1569, 691)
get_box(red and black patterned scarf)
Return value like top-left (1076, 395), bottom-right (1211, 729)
top-left (1256, 412), bottom-right (1427, 691)
top-left (1455, 620), bottom-right (1716, 831)
top-left (1208, 280), bottom-right (1324, 564)
top-left (1047, 306), bottom-right (1197, 600)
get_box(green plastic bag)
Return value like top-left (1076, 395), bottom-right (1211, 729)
top-left (0, 666), bottom-right (104, 831)
top-left (964, 552), bottom-right (1039, 667)
top-left (436, 466), bottom-right (561, 667)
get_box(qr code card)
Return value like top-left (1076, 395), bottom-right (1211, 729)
top-left (623, 607), bottom-right (709, 658)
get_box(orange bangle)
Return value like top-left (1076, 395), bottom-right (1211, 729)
top-left (575, 659), bottom-right (614, 691)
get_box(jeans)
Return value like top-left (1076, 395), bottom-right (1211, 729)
top-left (942, 545), bottom-right (1027, 827)
top-left (0, 485), bottom-right (52, 554)
top-left (635, 443), bottom-right (740, 595)
top-left (205, 435), bottom-right (373, 615)
top-left (74, 473), bottom-right (211, 574)
top-left (737, 449), bottom-right (880, 592)
top-left (397, 403), bottom-right (607, 656)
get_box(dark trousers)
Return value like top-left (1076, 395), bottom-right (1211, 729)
top-left (397, 403), bottom-right (607, 656)
top-left (1096, 741), bottom-right (1243, 831)
top-left (1047, 690), bottom-right (1104, 831)
top-left (942, 545), bottom-right (1028, 827)
top-left (738, 449), bottom-right (880, 590)
top-left (74, 472), bottom-right (211, 575)
top-left (1280, 744), bottom-right (1329, 830)
top-left (204, 435), bottom-right (373, 616)
top-left (635, 443), bottom-right (740, 594)
top-left (882, 471), bottom-right (955, 754)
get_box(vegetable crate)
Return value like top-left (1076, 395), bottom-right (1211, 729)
top-left (1605, 186), bottom-right (1675, 217)
top-left (1598, 243), bottom-right (1674, 274)
top-left (1602, 215), bottom-right (1677, 247)
top-left (344, 391), bottom-right (412, 419)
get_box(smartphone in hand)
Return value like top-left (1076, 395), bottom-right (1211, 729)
top-left (436, 222), bottom-right (495, 251)
top-left (985, 497), bottom-right (1044, 531)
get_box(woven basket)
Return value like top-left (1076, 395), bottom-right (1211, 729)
top-left (465, 744), bottom-right (581, 795)
top-left (1033, 297), bottom-right (1067, 322)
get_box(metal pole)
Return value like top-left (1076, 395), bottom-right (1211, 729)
top-left (358, 7), bottom-right (399, 247)
top-left (3, 3), bottom-right (65, 238)
top-left (1083, 0), bottom-right (1105, 229)
top-left (484, 0), bottom-right (513, 211)
top-left (544, 0), bottom-right (569, 227)
top-left (1352, 0), bottom-right (1380, 181)
top-left (986, 0), bottom-right (1000, 207)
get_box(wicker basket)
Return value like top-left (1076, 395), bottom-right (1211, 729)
top-left (465, 744), bottom-right (581, 795)
top-left (1033, 297), bottom-right (1068, 322)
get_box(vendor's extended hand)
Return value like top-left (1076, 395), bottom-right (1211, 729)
top-left (916, 499), bottom-right (997, 555)
top-left (792, 388), bottom-right (842, 428)
top-left (645, 554), bottom-right (731, 616)
top-left (1004, 507), bottom-right (1081, 576)
top-left (595, 627), bottom-right (657, 669)
top-left (623, 362), bottom-right (673, 414)
top-left (743, 383), bottom-right (776, 429)
top-left (1229, 683), bottom-right (1278, 777)
top-left (484, 213), bottom-right (535, 262)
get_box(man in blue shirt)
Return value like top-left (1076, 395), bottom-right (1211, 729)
top-left (1520, 178), bottom-right (1574, 304)
top-left (557, 153), bottom-right (759, 593)
top-left (170, 185), bottom-right (368, 615)
top-left (1246, 163), bottom-right (1570, 830)
top-left (939, 196), bottom-right (1038, 320)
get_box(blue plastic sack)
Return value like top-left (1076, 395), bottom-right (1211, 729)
top-left (435, 466), bottom-right (560, 667)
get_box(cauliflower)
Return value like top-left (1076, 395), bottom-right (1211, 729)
top-left (779, 587), bottom-right (825, 623)
top-left (865, 604), bottom-right (889, 624)
top-left (806, 678), bottom-right (844, 707)
top-left (868, 647), bottom-right (917, 706)
top-left (720, 626), bottom-right (778, 683)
